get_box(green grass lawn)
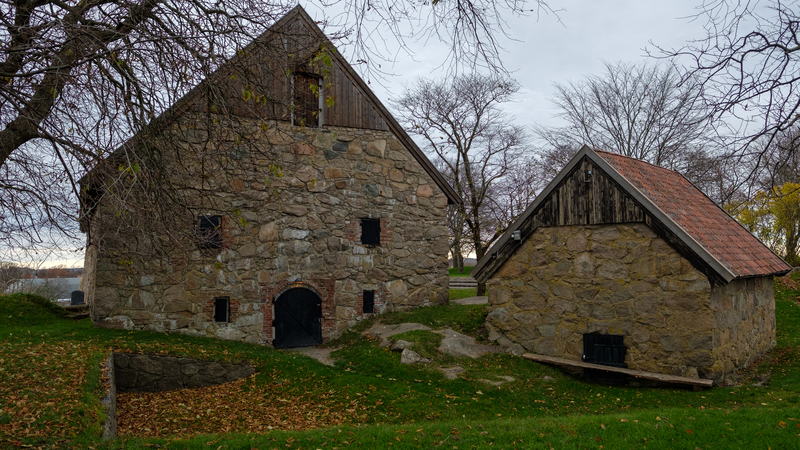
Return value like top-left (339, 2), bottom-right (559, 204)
top-left (448, 266), bottom-right (474, 277)
top-left (2, 275), bottom-right (800, 449)
top-left (449, 287), bottom-right (478, 300)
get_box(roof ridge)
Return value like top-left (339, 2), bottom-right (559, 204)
top-left (593, 149), bottom-right (677, 174)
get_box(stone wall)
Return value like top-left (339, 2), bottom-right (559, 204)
top-left (85, 118), bottom-right (450, 344)
top-left (710, 277), bottom-right (776, 376)
top-left (484, 223), bottom-right (775, 380)
top-left (113, 352), bottom-right (256, 392)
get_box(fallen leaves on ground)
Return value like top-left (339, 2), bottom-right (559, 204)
top-left (117, 372), bottom-right (371, 438)
top-left (0, 341), bottom-right (98, 443)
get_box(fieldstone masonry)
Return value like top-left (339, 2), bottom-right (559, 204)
top-left (85, 119), bottom-right (450, 345)
top-left (485, 223), bottom-right (776, 381)
top-left (113, 352), bottom-right (256, 392)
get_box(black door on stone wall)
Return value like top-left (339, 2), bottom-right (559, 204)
top-left (273, 288), bottom-right (322, 348)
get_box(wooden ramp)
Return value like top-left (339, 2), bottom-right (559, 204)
top-left (521, 353), bottom-right (714, 389)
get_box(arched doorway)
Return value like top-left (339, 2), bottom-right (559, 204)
top-left (273, 287), bottom-right (322, 348)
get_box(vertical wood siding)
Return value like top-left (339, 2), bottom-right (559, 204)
top-left (178, 16), bottom-right (390, 131)
top-left (521, 157), bottom-right (645, 234)
top-left (483, 155), bottom-right (725, 285)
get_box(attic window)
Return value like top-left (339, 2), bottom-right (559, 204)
top-left (293, 72), bottom-right (322, 127)
top-left (198, 215), bottom-right (222, 249)
top-left (361, 218), bottom-right (380, 246)
top-left (362, 290), bottom-right (375, 314)
top-left (214, 297), bottom-right (230, 322)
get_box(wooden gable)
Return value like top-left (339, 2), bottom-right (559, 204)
top-left (474, 149), bottom-right (730, 286)
top-left (526, 156), bottom-right (645, 228)
top-left (83, 6), bottom-right (460, 206)
top-left (173, 8), bottom-right (390, 131)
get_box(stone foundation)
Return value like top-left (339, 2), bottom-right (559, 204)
top-left (485, 223), bottom-right (777, 381)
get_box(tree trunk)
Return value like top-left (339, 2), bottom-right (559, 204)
top-left (785, 226), bottom-right (800, 266)
top-left (475, 246), bottom-right (486, 296)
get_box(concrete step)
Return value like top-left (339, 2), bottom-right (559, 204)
top-left (449, 277), bottom-right (477, 288)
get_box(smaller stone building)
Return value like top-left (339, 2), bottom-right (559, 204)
top-left (473, 146), bottom-right (791, 381)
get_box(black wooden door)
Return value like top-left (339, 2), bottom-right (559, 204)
top-left (273, 288), bottom-right (322, 348)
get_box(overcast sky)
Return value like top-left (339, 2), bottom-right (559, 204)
top-left (308, 0), bottom-right (708, 128)
top-left (43, 0), bottom-right (710, 269)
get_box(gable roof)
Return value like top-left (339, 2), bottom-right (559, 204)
top-left (472, 145), bottom-right (791, 284)
top-left (81, 5), bottom-right (460, 205)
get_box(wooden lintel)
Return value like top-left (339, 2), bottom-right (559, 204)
top-left (521, 353), bottom-right (714, 388)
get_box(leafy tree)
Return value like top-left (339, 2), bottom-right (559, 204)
top-left (727, 182), bottom-right (800, 265)
top-left (395, 74), bottom-right (529, 295)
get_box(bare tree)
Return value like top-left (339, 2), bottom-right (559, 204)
top-left (395, 74), bottom-right (529, 295)
top-left (657, 0), bottom-right (800, 173)
top-left (433, 160), bottom-right (470, 273)
top-left (0, 0), bottom-right (557, 262)
top-left (335, 0), bottom-right (561, 78)
top-left (0, 262), bottom-right (26, 293)
top-left (6, 277), bottom-right (72, 301)
top-left (483, 154), bottom-right (541, 235)
top-left (535, 61), bottom-right (712, 167)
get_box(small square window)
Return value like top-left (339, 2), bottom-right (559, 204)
top-left (198, 215), bottom-right (222, 249)
top-left (361, 218), bottom-right (380, 246)
top-left (214, 297), bottom-right (230, 322)
top-left (363, 290), bottom-right (375, 314)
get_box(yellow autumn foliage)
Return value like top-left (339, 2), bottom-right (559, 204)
top-left (726, 182), bottom-right (800, 265)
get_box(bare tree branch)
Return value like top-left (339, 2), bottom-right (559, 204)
top-left (394, 73), bottom-right (529, 294)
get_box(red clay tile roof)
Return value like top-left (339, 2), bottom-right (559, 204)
top-left (596, 150), bottom-right (791, 278)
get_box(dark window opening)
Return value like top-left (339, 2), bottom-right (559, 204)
top-left (361, 218), bottom-right (380, 246)
top-left (363, 290), bottom-right (375, 314)
top-left (214, 297), bottom-right (230, 323)
top-left (294, 73), bottom-right (321, 127)
top-left (582, 333), bottom-right (627, 384)
top-left (198, 215), bottom-right (222, 249)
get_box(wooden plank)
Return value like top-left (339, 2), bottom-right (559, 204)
top-left (521, 353), bottom-right (714, 388)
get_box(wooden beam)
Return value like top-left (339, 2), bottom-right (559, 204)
top-left (521, 353), bottom-right (714, 388)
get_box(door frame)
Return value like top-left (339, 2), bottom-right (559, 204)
top-left (262, 279), bottom-right (335, 346)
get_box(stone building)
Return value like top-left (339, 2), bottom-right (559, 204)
top-left (79, 6), bottom-right (459, 348)
top-left (472, 146), bottom-right (791, 381)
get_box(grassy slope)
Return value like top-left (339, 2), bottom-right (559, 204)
top-left (448, 266), bottom-right (474, 277)
top-left (2, 277), bottom-right (800, 449)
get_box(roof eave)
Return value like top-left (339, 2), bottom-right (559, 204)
top-left (472, 145), bottom-right (595, 282)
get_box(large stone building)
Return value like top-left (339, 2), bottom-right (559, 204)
top-left (79, 6), bottom-right (459, 348)
top-left (472, 146), bottom-right (791, 381)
